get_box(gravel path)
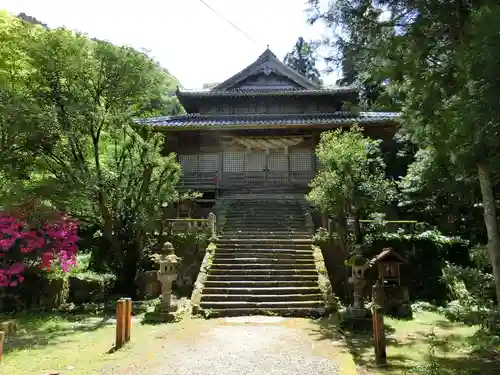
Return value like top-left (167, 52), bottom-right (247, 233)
top-left (105, 316), bottom-right (349, 375)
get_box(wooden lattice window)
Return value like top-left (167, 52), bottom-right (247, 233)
top-left (382, 263), bottom-right (399, 278)
top-left (178, 154), bottom-right (198, 173)
top-left (290, 149), bottom-right (313, 171)
top-left (198, 153), bottom-right (217, 172)
top-left (268, 149), bottom-right (288, 171)
top-left (223, 151), bottom-right (245, 172)
top-left (245, 151), bottom-right (265, 171)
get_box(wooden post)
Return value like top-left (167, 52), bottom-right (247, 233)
top-left (209, 212), bottom-right (216, 237)
top-left (115, 299), bottom-right (126, 349)
top-left (0, 331), bottom-right (4, 363)
top-left (123, 298), bottom-right (132, 343)
top-left (372, 281), bottom-right (387, 366)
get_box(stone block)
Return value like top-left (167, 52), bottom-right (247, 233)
top-left (136, 271), bottom-right (162, 299)
top-left (0, 320), bottom-right (19, 335)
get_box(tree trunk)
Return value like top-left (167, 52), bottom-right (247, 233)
top-left (353, 212), bottom-right (363, 246)
top-left (477, 161), bottom-right (500, 305)
top-left (116, 248), bottom-right (139, 298)
top-left (337, 210), bottom-right (349, 256)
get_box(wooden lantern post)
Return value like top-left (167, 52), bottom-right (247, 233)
top-left (0, 330), bottom-right (4, 363)
top-left (372, 280), bottom-right (387, 366)
top-left (123, 298), bottom-right (132, 343)
top-left (115, 298), bottom-right (133, 349)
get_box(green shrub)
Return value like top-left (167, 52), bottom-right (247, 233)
top-left (364, 229), bottom-right (471, 303)
top-left (139, 231), bottom-right (210, 296)
top-left (68, 272), bottom-right (116, 304)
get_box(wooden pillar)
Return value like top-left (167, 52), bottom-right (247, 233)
top-left (372, 282), bottom-right (387, 365)
top-left (311, 133), bottom-right (317, 178)
top-left (287, 150), bottom-right (291, 183)
top-left (0, 331), bottom-right (4, 363)
top-left (115, 299), bottom-right (126, 349)
top-left (123, 298), bottom-right (132, 343)
top-left (217, 136), bottom-right (224, 195)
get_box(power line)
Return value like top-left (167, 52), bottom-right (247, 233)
top-left (197, 0), bottom-right (264, 49)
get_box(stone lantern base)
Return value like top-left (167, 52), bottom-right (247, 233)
top-left (143, 311), bottom-right (178, 323)
top-left (143, 298), bottom-right (179, 323)
top-left (341, 307), bottom-right (372, 330)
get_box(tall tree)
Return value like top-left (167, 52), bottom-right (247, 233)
top-left (0, 14), bottom-right (183, 293)
top-left (307, 0), bottom-right (500, 303)
top-left (308, 126), bottom-right (393, 250)
top-left (284, 37), bottom-right (322, 84)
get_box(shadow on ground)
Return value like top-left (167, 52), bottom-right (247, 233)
top-left (308, 314), bottom-right (500, 375)
top-left (2, 312), bottom-right (113, 354)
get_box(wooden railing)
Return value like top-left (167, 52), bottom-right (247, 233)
top-left (179, 171), bottom-right (315, 190)
top-left (162, 213), bottom-right (217, 237)
top-left (178, 172), bottom-right (217, 191)
top-left (220, 171), bottom-right (314, 187)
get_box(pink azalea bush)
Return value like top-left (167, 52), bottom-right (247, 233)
top-left (0, 211), bottom-right (79, 287)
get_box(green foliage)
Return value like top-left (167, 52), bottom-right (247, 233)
top-left (365, 228), bottom-right (471, 302)
top-left (308, 126), bottom-right (394, 218)
top-left (398, 148), bottom-right (484, 238)
top-left (0, 13), bottom-right (183, 294)
top-left (439, 262), bottom-right (497, 329)
top-left (406, 330), bottom-right (442, 375)
top-left (283, 36), bottom-right (322, 84)
top-left (308, 0), bottom-right (500, 304)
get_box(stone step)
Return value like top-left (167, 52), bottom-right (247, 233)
top-left (206, 274), bottom-right (318, 282)
top-left (214, 248), bottom-right (313, 255)
top-left (202, 287), bottom-right (322, 295)
top-left (227, 207), bottom-right (304, 210)
top-left (211, 258), bottom-right (314, 265)
top-left (216, 238), bottom-right (312, 244)
top-left (224, 219), bottom-right (305, 222)
top-left (222, 225), bottom-right (307, 230)
top-left (204, 280), bottom-right (320, 288)
top-left (208, 269), bottom-right (318, 276)
top-left (215, 242), bottom-right (312, 250)
top-left (213, 252), bottom-right (314, 260)
top-left (199, 307), bottom-right (324, 318)
top-left (224, 215), bottom-right (305, 220)
top-left (218, 234), bottom-right (311, 240)
top-left (199, 300), bottom-right (324, 310)
top-left (222, 228), bottom-right (307, 232)
top-left (224, 219), bottom-right (306, 223)
top-left (211, 263), bottom-right (316, 270)
top-left (224, 218), bottom-right (306, 223)
top-left (201, 293), bottom-right (324, 303)
top-left (224, 220), bottom-right (306, 224)
top-left (221, 231), bottom-right (311, 235)
top-left (227, 205), bottom-right (304, 209)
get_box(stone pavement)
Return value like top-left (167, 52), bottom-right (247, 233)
top-left (102, 316), bottom-right (358, 375)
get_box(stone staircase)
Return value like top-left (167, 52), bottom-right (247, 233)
top-left (199, 199), bottom-right (325, 317)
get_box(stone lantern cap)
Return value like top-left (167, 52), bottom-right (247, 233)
top-left (162, 242), bottom-right (181, 266)
top-left (161, 241), bottom-right (175, 255)
top-left (165, 252), bottom-right (182, 265)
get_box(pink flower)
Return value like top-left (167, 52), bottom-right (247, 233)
top-left (0, 211), bottom-right (79, 287)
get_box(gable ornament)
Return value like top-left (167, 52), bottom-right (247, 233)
top-left (262, 66), bottom-right (273, 75)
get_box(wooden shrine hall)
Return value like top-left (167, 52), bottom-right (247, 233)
top-left (136, 48), bottom-right (399, 200)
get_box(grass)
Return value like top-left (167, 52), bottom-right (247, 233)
top-left (311, 310), bottom-right (500, 374)
top-left (0, 311), bottom-right (203, 375)
top-left (3, 308), bottom-right (500, 375)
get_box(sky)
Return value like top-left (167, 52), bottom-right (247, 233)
top-left (0, 0), bottom-right (338, 89)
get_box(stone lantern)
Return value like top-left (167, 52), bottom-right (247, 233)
top-left (347, 244), bottom-right (370, 318)
top-left (155, 242), bottom-right (182, 315)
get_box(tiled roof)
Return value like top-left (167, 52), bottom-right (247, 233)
top-left (177, 87), bottom-right (357, 97)
top-left (212, 47), bottom-right (320, 90)
top-left (135, 112), bottom-right (400, 129)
